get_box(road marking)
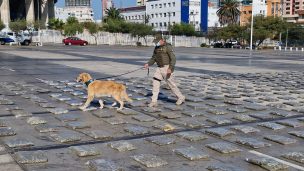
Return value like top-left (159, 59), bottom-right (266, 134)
top-left (0, 66), bottom-right (15, 72)
top-left (248, 150), bottom-right (304, 171)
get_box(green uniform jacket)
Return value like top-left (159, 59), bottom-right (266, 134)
top-left (147, 43), bottom-right (176, 72)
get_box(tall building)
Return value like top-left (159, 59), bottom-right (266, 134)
top-left (65, 0), bottom-right (91, 6)
top-left (267, 0), bottom-right (282, 17)
top-left (0, 0), bottom-right (56, 29)
top-left (102, 0), bottom-right (113, 19)
top-left (239, 0), bottom-right (267, 26)
top-left (282, 0), bottom-right (304, 23)
top-left (239, 4), bottom-right (252, 26)
top-left (55, 0), bottom-right (94, 22)
top-left (137, 0), bottom-right (148, 6)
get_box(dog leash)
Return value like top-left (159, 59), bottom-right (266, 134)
top-left (95, 66), bottom-right (149, 80)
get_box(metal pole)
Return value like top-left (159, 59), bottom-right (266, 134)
top-left (285, 28), bottom-right (288, 48)
top-left (250, 3), bottom-right (254, 51)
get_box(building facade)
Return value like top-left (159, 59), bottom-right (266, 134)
top-left (55, 6), bottom-right (94, 22)
top-left (65, 0), bottom-right (91, 6)
top-left (120, 6), bottom-right (146, 23)
top-left (282, 0), bottom-right (304, 23)
top-left (145, 0), bottom-right (208, 32)
top-left (267, 0), bottom-right (282, 17)
top-left (137, 0), bottom-right (148, 6)
top-left (102, 0), bottom-right (113, 19)
top-left (239, 0), bottom-right (267, 26)
top-left (0, 0), bottom-right (56, 29)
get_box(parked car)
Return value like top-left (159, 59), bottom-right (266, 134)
top-left (63, 37), bottom-right (88, 46)
top-left (6, 32), bottom-right (32, 45)
top-left (225, 40), bottom-right (238, 48)
top-left (0, 36), bottom-right (14, 45)
top-left (213, 41), bottom-right (224, 48)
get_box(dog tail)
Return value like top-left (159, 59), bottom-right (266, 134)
top-left (120, 85), bottom-right (133, 103)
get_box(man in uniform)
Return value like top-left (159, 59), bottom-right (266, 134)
top-left (144, 34), bottom-right (185, 107)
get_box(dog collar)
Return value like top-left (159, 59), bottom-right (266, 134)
top-left (85, 79), bottom-right (94, 87)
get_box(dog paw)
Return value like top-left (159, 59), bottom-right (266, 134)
top-left (112, 102), bottom-right (117, 107)
top-left (99, 105), bottom-right (104, 109)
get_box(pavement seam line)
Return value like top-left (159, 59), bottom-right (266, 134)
top-left (248, 150), bottom-right (304, 171)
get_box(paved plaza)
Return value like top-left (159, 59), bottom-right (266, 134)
top-left (0, 45), bottom-right (304, 171)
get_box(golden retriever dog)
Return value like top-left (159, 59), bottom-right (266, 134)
top-left (76, 73), bottom-right (132, 110)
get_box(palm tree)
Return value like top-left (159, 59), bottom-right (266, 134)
top-left (217, 0), bottom-right (240, 26)
top-left (104, 7), bottom-right (123, 22)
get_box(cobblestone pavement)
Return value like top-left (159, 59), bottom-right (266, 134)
top-left (0, 45), bottom-right (304, 171)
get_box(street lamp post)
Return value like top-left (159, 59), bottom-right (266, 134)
top-left (250, 3), bottom-right (254, 51)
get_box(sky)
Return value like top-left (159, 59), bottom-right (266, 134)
top-left (56, 0), bottom-right (136, 20)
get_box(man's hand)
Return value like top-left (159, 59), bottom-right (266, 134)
top-left (166, 68), bottom-right (172, 79)
top-left (167, 68), bottom-right (172, 74)
top-left (144, 63), bottom-right (149, 69)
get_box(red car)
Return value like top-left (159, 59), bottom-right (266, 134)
top-left (63, 37), bottom-right (88, 46)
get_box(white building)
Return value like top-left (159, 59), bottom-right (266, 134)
top-left (120, 6), bottom-right (146, 23)
top-left (208, 7), bottom-right (220, 27)
top-left (146, 0), bottom-right (207, 32)
top-left (55, 6), bottom-right (94, 22)
top-left (252, 0), bottom-right (267, 16)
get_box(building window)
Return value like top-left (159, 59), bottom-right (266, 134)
top-left (155, 4), bottom-right (158, 8)
top-left (129, 16), bottom-right (131, 20)
top-left (160, 13), bottom-right (162, 17)
top-left (159, 4), bottom-right (162, 8)
top-left (160, 22), bottom-right (162, 27)
top-left (156, 13), bottom-right (158, 18)
top-left (249, 11), bottom-right (252, 14)
top-left (151, 5), bottom-right (154, 9)
top-left (151, 14), bottom-right (154, 18)
top-left (173, 12), bottom-right (176, 16)
top-left (164, 13), bottom-right (167, 17)
top-left (244, 11), bottom-right (247, 14)
top-left (164, 3), bottom-right (166, 8)
top-left (164, 22), bottom-right (167, 27)
top-left (168, 3), bottom-right (171, 7)
top-left (173, 22), bottom-right (176, 25)
top-left (155, 23), bottom-right (158, 27)
top-left (152, 23), bottom-right (154, 27)
top-left (173, 2), bottom-right (175, 7)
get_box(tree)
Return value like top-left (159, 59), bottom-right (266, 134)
top-left (244, 15), bottom-right (289, 47)
top-left (48, 18), bottom-right (64, 31)
top-left (130, 23), bottom-right (153, 46)
top-left (104, 7), bottom-right (123, 22)
top-left (217, 0), bottom-right (240, 26)
top-left (0, 20), bottom-right (5, 31)
top-left (63, 17), bottom-right (83, 36)
top-left (9, 19), bottom-right (27, 32)
top-left (83, 22), bottom-right (101, 45)
top-left (217, 24), bottom-right (246, 42)
top-left (171, 23), bottom-right (196, 36)
top-left (103, 19), bottom-right (132, 33)
top-left (282, 25), bottom-right (304, 47)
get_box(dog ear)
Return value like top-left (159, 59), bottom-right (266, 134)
top-left (83, 73), bottom-right (90, 82)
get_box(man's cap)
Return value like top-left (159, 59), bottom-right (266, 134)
top-left (153, 34), bottom-right (163, 43)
